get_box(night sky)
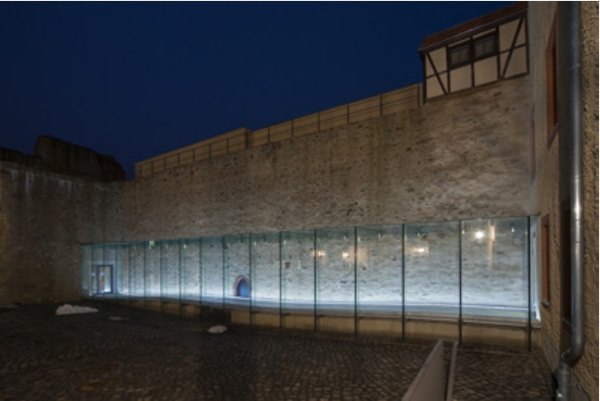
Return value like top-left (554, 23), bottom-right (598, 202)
top-left (0, 2), bottom-right (512, 176)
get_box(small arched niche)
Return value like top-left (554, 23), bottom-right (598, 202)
top-left (233, 275), bottom-right (250, 298)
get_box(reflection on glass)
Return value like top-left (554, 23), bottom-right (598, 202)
top-left (131, 243), bottom-right (145, 299)
top-left (202, 236), bottom-right (223, 306)
top-left (282, 230), bottom-right (314, 313)
top-left (161, 240), bottom-right (180, 300)
top-left (116, 244), bottom-right (130, 298)
top-left (90, 245), bottom-right (103, 296)
top-left (82, 216), bottom-right (534, 329)
top-left (104, 245), bottom-right (116, 298)
top-left (405, 222), bottom-right (459, 315)
top-left (145, 241), bottom-right (161, 298)
top-left (529, 216), bottom-right (539, 322)
top-left (181, 239), bottom-right (201, 302)
top-left (316, 228), bottom-right (355, 315)
top-left (462, 217), bottom-right (528, 320)
top-left (252, 232), bottom-right (280, 310)
top-left (357, 225), bottom-right (403, 315)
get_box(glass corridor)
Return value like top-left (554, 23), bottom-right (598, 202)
top-left (83, 216), bottom-right (539, 337)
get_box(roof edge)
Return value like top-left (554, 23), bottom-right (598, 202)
top-left (419, 2), bottom-right (527, 53)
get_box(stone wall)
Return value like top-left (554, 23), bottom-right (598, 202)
top-left (0, 162), bottom-right (123, 304)
top-left (124, 76), bottom-right (531, 241)
top-left (35, 136), bottom-right (125, 182)
top-left (579, 4), bottom-right (599, 398)
top-left (529, 2), bottom-right (598, 400)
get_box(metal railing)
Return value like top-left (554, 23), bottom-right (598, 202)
top-left (135, 84), bottom-right (421, 178)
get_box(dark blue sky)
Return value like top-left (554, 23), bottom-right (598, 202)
top-left (0, 2), bottom-right (512, 175)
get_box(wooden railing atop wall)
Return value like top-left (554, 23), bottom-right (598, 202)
top-left (135, 83), bottom-right (421, 178)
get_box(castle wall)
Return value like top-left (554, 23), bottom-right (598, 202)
top-left (0, 162), bottom-right (123, 304)
top-left (124, 76), bottom-right (531, 241)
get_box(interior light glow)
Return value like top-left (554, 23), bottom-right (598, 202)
top-left (475, 230), bottom-right (485, 240)
top-left (342, 252), bottom-right (349, 259)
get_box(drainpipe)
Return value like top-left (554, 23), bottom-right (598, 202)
top-left (555, 2), bottom-right (585, 400)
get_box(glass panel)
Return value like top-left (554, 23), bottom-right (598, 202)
top-left (529, 216), bottom-right (539, 323)
top-left (90, 244), bottom-right (103, 296)
top-left (105, 244), bottom-right (117, 296)
top-left (224, 234), bottom-right (251, 310)
top-left (130, 242), bottom-right (145, 299)
top-left (161, 240), bottom-right (180, 301)
top-left (202, 236), bottom-right (223, 307)
top-left (81, 245), bottom-right (91, 296)
top-left (252, 232), bottom-right (280, 311)
top-left (97, 265), bottom-right (113, 295)
top-left (144, 241), bottom-right (161, 298)
top-left (282, 230), bottom-right (314, 314)
top-left (116, 244), bottom-right (130, 299)
top-left (316, 228), bottom-right (355, 316)
top-left (405, 222), bottom-right (459, 316)
top-left (181, 238), bottom-right (201, 302)
top-left (462, 217), bottom-right (529, 320)
top-left (357, 225), bottom-right (403, 316)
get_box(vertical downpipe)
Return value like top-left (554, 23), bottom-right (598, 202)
top-left (556, 3), bottom-right (585, 400)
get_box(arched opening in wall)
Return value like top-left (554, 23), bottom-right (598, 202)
top-left (233, 275), bottom-right (250, 298)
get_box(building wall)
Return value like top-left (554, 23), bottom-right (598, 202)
top-left (0, 162), bottom-right (123, 304)
top-left (125, 76), bottom-right (531, 241)
top-left (529, 2), bottom-right (598, 400)
top-left (579, 5), bottom-right (600, 398)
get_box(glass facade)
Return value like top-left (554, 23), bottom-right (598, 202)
top-left (84, 217), bottom-right (539, 339)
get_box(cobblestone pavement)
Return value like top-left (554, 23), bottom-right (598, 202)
top-left (454, 345), bottom-right (554, 401)
top-left (0, 303), bottom-right (553, 401)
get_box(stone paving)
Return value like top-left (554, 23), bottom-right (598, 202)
top-left (0, 303), bottom-right (553, 401)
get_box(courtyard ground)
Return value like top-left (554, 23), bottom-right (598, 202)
top-left (0, 302), bottom-right (552, 401)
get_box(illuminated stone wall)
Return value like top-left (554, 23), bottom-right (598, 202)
top-left (124, 76), bottom-right (531, 241)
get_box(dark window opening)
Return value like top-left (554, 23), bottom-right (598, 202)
top-left (448, 33), bottom-right (498, 70)
top-left (474, 34), bottom-right (498, 60)
top-left (449, 42), bottom-right (471, 69)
